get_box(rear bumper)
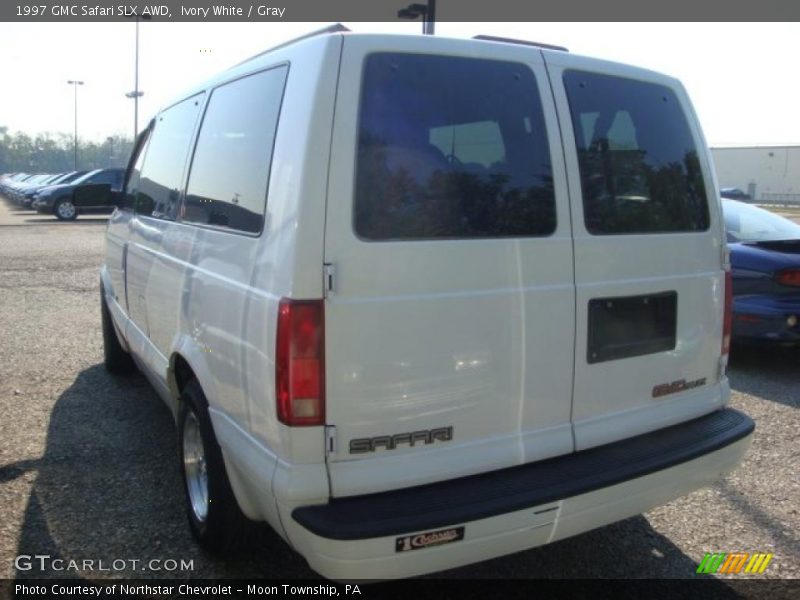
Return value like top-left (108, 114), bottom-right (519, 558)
top-left (284, 408), bottom-right (753, 580)
top-left (733, 296), bottom-right (800, 343)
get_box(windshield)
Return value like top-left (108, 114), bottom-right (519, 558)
top-left (71, 169), bottom-right (101, 185)
top-left (49, 172), bottom-right (74, 185)
top-left (723, 199), bottom-right (800, 242)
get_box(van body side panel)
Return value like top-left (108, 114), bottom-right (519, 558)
top-left (322, 36), bottom-right (576, 497)
top-left (124, 91), bottom-right (206, 402)
top-left (544, 52), bottom-right (728, 450)
top-left (125, 36), bottom-right (340, 496)
top-left (104, 207), bottom-right (133, 312)
top-left (244, 35), bottom-right (342, 469)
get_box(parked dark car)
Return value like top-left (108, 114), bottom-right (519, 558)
top-left (721, 187), bottom-right (751, 201)
top-left (0, 173), bottom-right (33, 196)
top-left (5, 173), bottom-right (58, 204)
top-left (32, 168), bottom-right (124, 220)
top-left (723, 198), bottom-right (800, 346)
top-left (20, 171), bottom-right (89, 207)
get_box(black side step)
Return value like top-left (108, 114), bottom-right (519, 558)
top-left (293, 408), bottom-right (753, 540)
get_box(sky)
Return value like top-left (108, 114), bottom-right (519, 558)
top-left (0, 21), bottom-right (798, 146)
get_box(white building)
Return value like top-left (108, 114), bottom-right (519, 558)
top-left (711, 145), bottom-right (800, 204)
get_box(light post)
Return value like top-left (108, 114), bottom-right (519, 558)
top-left (66, 80), bottom-right (84, 170)
top-left (125, 14), bottom-right (151, 138)
top-left (398, 0), bottom-right (436, 35)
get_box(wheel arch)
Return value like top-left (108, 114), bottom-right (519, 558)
top-left (99, 267), bottom-right (114, 304)
top-left (171, 353), bottom-right (196, 398)
top-left (168, 347), bottom-right (269, 523)
top-left (99, 272), bottom-right (131, 354)
top-left (167, 335), bottom-right (218, 406)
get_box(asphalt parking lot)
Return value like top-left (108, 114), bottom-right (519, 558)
top-left (0, 198), bottom-right (798, 588)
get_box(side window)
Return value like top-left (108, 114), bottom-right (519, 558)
top-left (89, 170), bottom-right (119, 186)
top-left (354, 53), bottom-right (555, 241)
top-left (123, 127), bottom-right (152, 211)
top-left (183, 66), bottom-right (288, 234)
top-left (136, 93), bottom-right (205, 221)
top-left (563, 71), bottom-right (709, 234)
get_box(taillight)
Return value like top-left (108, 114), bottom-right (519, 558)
top-left (775, 268), bottom-right (800, 288)
top-left (722, 270), bottom-right (733, 357)
top-left (276, 298), bottom-right (325, 426)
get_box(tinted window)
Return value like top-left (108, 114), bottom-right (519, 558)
top-left (355, 53), bottom-right (555, 241)
top-left (89, 169), bottom-right (123, 189)
top-left (136, 94), bottom-right (204, 220)
top-left (123, 127), bottom-right (151, 210)
top-left (183, 66), bottom-right (288, 234)
top-left (564, 71), bottom-right (709, 234)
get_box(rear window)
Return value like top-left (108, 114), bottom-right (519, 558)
top-left (563, 71), bottom-right (709, 235)
top-left (354, 53), bottom-right (556, 241)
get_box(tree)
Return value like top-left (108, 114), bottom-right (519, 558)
top-left (0, 127), bottom-right (133, 174)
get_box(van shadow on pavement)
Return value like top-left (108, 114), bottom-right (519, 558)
top-left (11, 364), bottom-right (304, 580)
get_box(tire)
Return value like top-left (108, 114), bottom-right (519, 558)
top-left (178, 379), bottom-right (249, 554)
top-left (54, 197), bottom-right (78, 221)
top-left (101, 285), bottom-right (136, 374)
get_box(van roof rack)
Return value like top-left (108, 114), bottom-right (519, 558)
top-left (236, 23), bottom-right (351, 68)
top-left (472, 35), bottom-right (568, 52)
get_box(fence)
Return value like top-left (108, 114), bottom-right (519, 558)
top-left (756, 193), bottom-right (800, 208)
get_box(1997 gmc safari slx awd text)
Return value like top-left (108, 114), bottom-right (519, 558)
top-left (99, 28), bottom-right (754, 580)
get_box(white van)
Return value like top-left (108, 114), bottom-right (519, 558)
top-left (101, 27), bottom-right (754, 580)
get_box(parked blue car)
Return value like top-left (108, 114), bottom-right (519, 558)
top-left (723, 199), bottom-right (800, 346)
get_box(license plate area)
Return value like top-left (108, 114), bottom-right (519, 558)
top-left (587, 291), bottom-right (677, 364)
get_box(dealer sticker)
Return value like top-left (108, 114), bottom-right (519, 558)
top-left (395, 527), bottom-right (465, 552)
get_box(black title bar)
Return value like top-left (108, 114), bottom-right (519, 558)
top-left (3, 0), bottom-right (800, 22)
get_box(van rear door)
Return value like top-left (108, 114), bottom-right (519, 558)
top-left (543, 52), bottom-right (729, 451)
top-left (322, 36), bottom-right (576, 497)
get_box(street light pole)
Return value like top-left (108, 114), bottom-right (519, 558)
top-left (398, 0), bottom-right (436, 35)
top-left (134, 16), bottom-right (139, 135)
top-left (125, 14), bottom-right (150, 138)
top-left (66, 80), bottom-right (84, 170)
top-left (424, 0), bottom-right (435, 35)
